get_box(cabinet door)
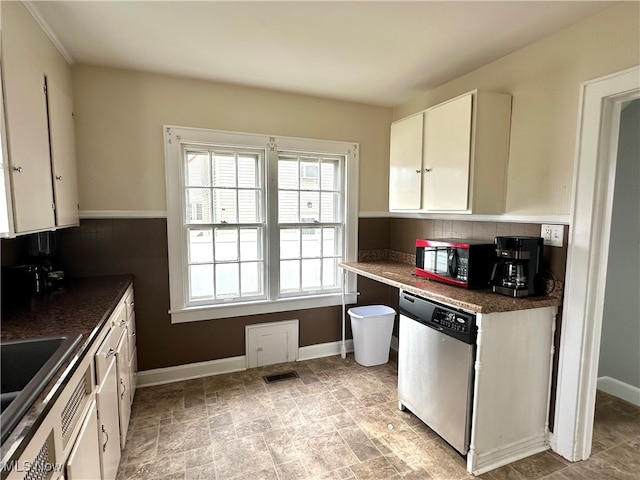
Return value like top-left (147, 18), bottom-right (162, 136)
top-left (116, 334), bottom-right (131, 449)
top-left (129, 347), bottom-right (138, 402)
top-left (96, 358), bottom-right (121, 480)
top-left (66, 400), bottom-right (101, 480)
top-left (48, 79), bottom-right (79, 228)
top-left (423, 93), bottom-right (473, 211)
top-left (2, 40), bottom-right (55, 232)
top-left (389, 114), bottom-right (423, 210)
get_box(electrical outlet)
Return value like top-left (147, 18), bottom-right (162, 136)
top-left (541, 224), bottom-right (564, 247)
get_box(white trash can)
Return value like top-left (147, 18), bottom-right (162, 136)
top-left (348, 305), bottom-right (396, 367)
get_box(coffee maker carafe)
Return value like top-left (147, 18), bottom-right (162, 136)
top-left (490, 236), bottom-right (544, 297)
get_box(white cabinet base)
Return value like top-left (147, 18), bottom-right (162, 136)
top-left (466, 306), bottom-right (557, 475)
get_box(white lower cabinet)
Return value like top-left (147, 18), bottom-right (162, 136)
top-left (2, 284), bottom-right (137, 480)
top-left (66, 400), bottom-right (101, 480)
top-left (95, 358), bottom-right (121, 480)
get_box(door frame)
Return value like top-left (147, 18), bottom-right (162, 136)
top-left (553, 66), bottom-right (640, 461)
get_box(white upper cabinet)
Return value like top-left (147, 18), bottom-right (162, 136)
top-left (389, 113), bottom-right (424, 210)
top-left (0, 1), bottom-right (79, 236)
top-left (48, 78), bottom-right (79, 228)
top-left (389, 90), bottom-right (512, 214)
top-left (2, 41), bottom-right (56, 233)
top-left (423, 93), bottom-right (473, 211)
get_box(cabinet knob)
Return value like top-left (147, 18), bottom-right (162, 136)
top-left (105, 347), bottom-right (115, 359)
top-left (129, 301), bottom-right (135, 307)
top-left (424, 168), bottom-right (432, 173)
top-left (119, 318), bottom-right (126, 327)
top-left (415, 169), bottom-right (420, 174)
top-left (55, 175), bottom-right (63, 181)
top-left (12, 166), bottom-right (23, 173)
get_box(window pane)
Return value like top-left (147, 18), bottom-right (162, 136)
top-left (212, 154), bottom-right (236, 187)
top-left (185, 151), bottom-right (211, 187)
top-left (301, 228), bottom-right (321, 258)
top-left (278, 191), bottom-right (299, 222)
top-left (278, 157), bottom-right (299, 189)
top-left (323, 258), bottom-right (339, 289)
top-left (189, 264), bottom-right (214, 299)
top-left (280, 228), bottom-right (300, 259)
top-left (238, 190), bottom-right (260, 223)
top-left (215, 228), bottom-right (238, 261)
top-left (300, 191), bottom-right (319, 223)
top-left (188, 229), bottom-right (213, 263)
top-left (300, 159), bottom-right (319, 190)
top-left (213, 189), bottom-right (237, 223)
top-left (186, 188), bottom-right (212, 223)
top-left (321, 160), bottom-right (340, 191)
top-left (301, 259), bottom-right (321, 289)
top-left (216, 263), bottom-right (239, 298)
top-left (322, 227), bottom-right (339, 257)
top-left (241, 262), bottom-right (262, 295)
top-left (238, 155), bottom-right (258, 188)
top-left (240, 228), bottom-right (261, 261)
top-left (280, 260), bottom-right (300, 292)
top-left (320, 192), bottom-right (340, 222)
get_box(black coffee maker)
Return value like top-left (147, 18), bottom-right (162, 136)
top-left (490, 236), bottom-right (544, 297)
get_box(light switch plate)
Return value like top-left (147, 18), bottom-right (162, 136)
top-left (541, 224), bottom-right (564, 247)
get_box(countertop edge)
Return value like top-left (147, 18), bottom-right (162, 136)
top-left (340, 261), bottom-right (562, 314)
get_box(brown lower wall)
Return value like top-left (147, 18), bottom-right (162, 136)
top-left (1, 217), bottom-right (567, 378)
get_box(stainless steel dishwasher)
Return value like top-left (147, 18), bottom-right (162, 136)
top-left (397, 290), bottom-right (477, 455)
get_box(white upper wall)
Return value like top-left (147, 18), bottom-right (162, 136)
top-left (394, 2), bottom-right (640, 216)
top-left (71, 66), bottom-right (392, 213)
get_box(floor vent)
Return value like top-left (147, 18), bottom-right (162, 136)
top-left (263, 371), bottom-right (299, 384)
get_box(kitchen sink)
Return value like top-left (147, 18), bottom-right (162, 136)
top-left (1, 334), bottom-right (82, 443)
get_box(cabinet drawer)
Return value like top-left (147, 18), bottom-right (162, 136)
top-left (95, 305), bottom-right (126, 385)
top-left (112, 302), bottom-right (128, 339)
top-left (124, 287), bottom-right (135, 320)
top-left (127, 313), bottom-right (136, 362)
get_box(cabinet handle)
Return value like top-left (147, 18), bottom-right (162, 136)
top-left (12, 166), bottom-right (23, 173)
top-left (105, 347), bottom-right (115, 359)
top-left (55, 175), bottom-right (63, 181)
top-left (129, 301), bottom-right (134, 307)
top-left (424, 168), bottom-right (432, 173)
top-left (120, 378), bottom-right (127, 399)
top-left (131, 332), bottom-right (136, 336)
top-left (119, 319), bottom-right (126, 327)
top-left (101, 425), bottom-right (109, 452)
top-left (415, 169), bottom-right (420, 174)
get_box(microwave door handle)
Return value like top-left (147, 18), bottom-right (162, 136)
top-left (448, 248), bottom-right (459, 278)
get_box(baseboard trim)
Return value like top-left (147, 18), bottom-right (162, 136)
top-left (138, 339), bottom-right (357, 387)
top-left (137, 355), bottom-right (246, 387)
top-left (297, 340), bottom-right (354, 361)
top-left (597, 376), bottom-right (640, 406)
top-left (468, 434), bottom-right (548, 475)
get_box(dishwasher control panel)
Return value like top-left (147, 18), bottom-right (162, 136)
top-left (399, 291), bottom-right (476, 344)
top-left (432, 309), bottom-right (470, 333)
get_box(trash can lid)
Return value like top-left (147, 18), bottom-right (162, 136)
top-left (347, 305), bottom-right (396, 319)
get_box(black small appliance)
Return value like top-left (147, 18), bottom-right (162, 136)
top-left (490, 236), bottom-right (544, 297)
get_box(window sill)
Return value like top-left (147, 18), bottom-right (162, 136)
top-left (169, 292), bottom-right (358, 323)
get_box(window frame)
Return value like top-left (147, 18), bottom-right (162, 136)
top-left (164, 126), bottom-right (358, 323)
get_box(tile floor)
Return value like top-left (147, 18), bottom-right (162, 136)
top-left (116, 354), bottom-right (640, 480)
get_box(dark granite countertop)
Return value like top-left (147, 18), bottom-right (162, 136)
top-left (340, 260), bottom-right (562, 314)
top-left (1, 275), bottom-right (133, 467)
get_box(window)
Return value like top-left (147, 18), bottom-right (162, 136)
top-left (164, 126), bottom-right (358, 322)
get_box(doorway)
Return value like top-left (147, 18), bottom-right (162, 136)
top-left (597, 99), bottom-right (640, 405)
top-left (554, 66), bottom-right (640, 462)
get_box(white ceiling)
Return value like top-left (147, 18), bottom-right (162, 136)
top-left (29, 1), bottom-right (614, 107)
